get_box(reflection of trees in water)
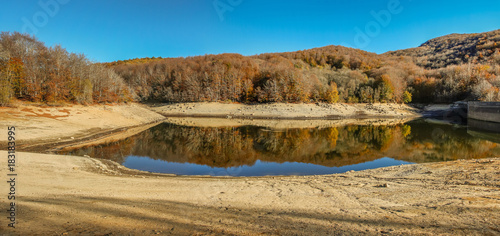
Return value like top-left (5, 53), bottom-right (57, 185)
top-left (62, 121), bottom-right (500, 168)
top-left (137, 126), bottom-right (260, 167)
top-left (318, 125), bottom-right (399, 166)
top-left (403, 122), bottom-right (500, 162)
top-left (63, 135), bottom-right (138, 164)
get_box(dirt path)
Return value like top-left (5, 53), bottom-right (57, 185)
top-left (0, 152), bottom-right (499, 235)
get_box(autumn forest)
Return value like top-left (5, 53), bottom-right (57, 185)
top-left (1, 30), bottom-right (500, 106)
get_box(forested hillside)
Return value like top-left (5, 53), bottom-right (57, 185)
top-left (0, 32), bottom-right (133, 106)
top-left (107, 29), bottom-right (500, 104)
top-left (1, 30), bottom-right (500, 106)
top-left (109, 47), bottom-right (416, 104)
top-left (385, 30), bottom-right (500, 102)
top-left (386, 29), bottom-right (500, 69)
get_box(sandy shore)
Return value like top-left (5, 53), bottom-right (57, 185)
top-left (0, 151), bottom-right (498, 235)
top-left (0, 103), bottom-right (165, 151)
top-left (151, 102), bottom-right (420, 119)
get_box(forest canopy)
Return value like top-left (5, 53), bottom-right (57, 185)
top-left (1, 29), bottom-right (500, 106)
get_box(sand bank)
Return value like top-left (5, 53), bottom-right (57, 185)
top-left (152, 102), bottom-right (420, 120)
top-left (0, 103), bottom-right (165, 151)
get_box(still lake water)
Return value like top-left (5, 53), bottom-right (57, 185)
top-left (61, 119), bottom-right (500, 176)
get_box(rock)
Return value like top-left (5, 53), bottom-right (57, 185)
top-left (376, 183), bottom-right (389, 188)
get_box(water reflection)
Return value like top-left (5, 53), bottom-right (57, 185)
top-left (61, 119), bottom-right (500, 176)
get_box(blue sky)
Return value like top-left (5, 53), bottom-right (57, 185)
top-left (1, 0), bottom-right (499, 62)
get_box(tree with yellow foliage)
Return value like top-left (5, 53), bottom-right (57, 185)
top-left (324, 82), bottom-right (339, 103)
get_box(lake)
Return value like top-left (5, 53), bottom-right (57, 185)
top-left (60, 118), bottom-right (500, 176)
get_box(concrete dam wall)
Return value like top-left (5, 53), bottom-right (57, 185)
top-left (468, 102), bottom-right (500, 123)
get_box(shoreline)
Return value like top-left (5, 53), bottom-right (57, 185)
top-left (151, 102), bottom-right (421, 120)
top-left (162, 116), bottom-right (418, 130)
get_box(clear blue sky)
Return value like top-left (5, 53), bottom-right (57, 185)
top-left (1, 0), bottom-right (499, 62)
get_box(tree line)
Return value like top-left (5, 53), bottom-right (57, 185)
top-left (1, 30), bottom-right (500, 106)
top-left (109, 42), bottom-right (500, 104)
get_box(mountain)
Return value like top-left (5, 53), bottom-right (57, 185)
top-left (4, 29), bottom-right (498, 107)
top-left (386, 29), bottom-right (500, 69)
